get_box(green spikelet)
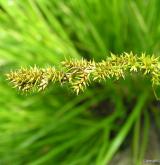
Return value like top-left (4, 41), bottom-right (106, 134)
top-left (6, 66), bottom-right (64, 92)
top-left (6, 52), bottom-right (160, 97)
top-left (61, 58), bottom-right (96, 94)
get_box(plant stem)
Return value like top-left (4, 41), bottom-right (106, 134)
top-left (100, 91), bottom-right (149, 165)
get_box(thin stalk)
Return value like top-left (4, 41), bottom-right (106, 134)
top-left (99, 91), bottom-right (148, 165)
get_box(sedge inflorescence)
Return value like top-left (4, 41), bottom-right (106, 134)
top-left (6, 52), bottom-right (160, 95)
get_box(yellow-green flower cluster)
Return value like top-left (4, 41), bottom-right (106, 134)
top-left (6, 52), bottom-right (160, 94)
top-left (6, 66), bottom-right (63, 92)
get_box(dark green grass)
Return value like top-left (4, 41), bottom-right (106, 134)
top-left (0, 0), bottom-right (160, 164)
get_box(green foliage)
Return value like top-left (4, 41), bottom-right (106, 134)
top-left (0, 0), bottom-right (160, 165)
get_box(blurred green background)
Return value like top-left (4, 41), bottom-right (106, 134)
top-left (0, 0), bottom-right (160, 165)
